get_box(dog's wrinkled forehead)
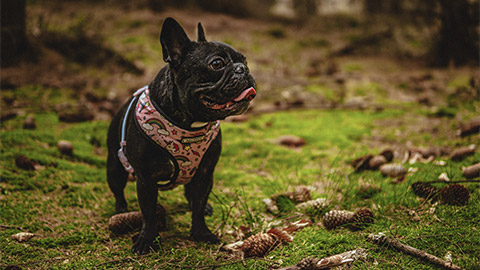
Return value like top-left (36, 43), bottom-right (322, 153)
top-left (188, 41), bottom-right (246, 64)
top-left (211, 41), bottom-right (246, 61)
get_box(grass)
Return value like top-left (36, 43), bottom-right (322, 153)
top-left (2, 2), bottom-right (479, 268)
top-left (1, 103), bottom-right (479, 269)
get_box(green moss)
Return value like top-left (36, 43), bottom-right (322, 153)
top-left (344, 63), bottom-right (364, 72)
top-left (447, 74), bottom-right (471, 89)
top-left (305, 84), bottom-right (340, 102)
top-left (1, 104), bottom-right (479, 269)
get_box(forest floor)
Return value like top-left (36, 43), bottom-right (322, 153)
top-left (1, 2), bottom-right (479, 269)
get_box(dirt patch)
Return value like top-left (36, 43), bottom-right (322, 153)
top-left (2, 2), bottom-right (479, 122)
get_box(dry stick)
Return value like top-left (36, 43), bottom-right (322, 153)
top-left (278, 248), bottom-right (368, 270)
top-left (367, 233), bottom-right (462, 270)
top-left (0, 224), bottom-right (25, 230)
top-left (423, 179), bottom-right (480, 184)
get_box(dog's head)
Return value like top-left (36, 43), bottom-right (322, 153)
top-left (160, 17), bottom-right (256, 122)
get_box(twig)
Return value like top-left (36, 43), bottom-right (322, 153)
top-left (422, 179), bottom-right (480, 184)
top-left (0, 224), bottom-right (24, 230)
top-left (367, 233), bottom-right (462, 270)
top-left (278, 248), bottom-right (368, 270)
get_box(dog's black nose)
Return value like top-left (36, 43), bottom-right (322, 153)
top-left (234, 63), bottom-right (246, 74)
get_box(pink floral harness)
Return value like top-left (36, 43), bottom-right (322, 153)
top-left (117, 86), bottom-right (220, 190)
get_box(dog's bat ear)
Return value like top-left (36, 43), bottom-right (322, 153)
top-left (160, 17), bottom-right (191, 65)
top-left (197, 22), bottom-right (207, 42)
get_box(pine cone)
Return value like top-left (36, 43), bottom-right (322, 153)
top-left (108, 211), bottom-right (142, 234)
top-left (15, 155), bottom-right (35, 171)
top-left (23, 114), bottom-right (36, 129)
top-left (297, 257), bottom-right (317, 269)
top-left (296, 198), bottom-right (329, 212)
top-left (352, 154), bottom-right (373, 171)
top-left (322, 210), bottom-right (354, 230)
top-left (349, 208), bottom-right (374, 231)
top-left (289, 187), bottom-right (312, 203)
top-left (267, 227), bottom-right (293, 243)
top-left (356, 184), bottom-right (381, 199)
top-left (369, 155), bottom-right (387, 170)
top-left (462, 163), bottom-right (480, 179)
top-left (439, 184), bottom-right (470, 205)
top-left (450, 144), bottom-right (476, 161)
top-left (380, 164), bottom-right (406, 177)
top-left (379, 149), bottom-right (394, 162)
top-left (108, 204), bottom-right (166, 234)
top-left (272, 187), bottom-right (311, 205)
top-left (241, 232), bottom-right (280, 257)
top-left (411, 182), bottom-right (438, 199)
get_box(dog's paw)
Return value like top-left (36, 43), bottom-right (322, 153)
top-left (191, 229), bottom-right (220, 244)
top-left (131, 231), bottom-right (160, 255)
top-left (115, 202), bottom-right (128, 214)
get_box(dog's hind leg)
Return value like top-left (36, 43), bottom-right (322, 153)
top-left (107, 150), bottom-right (129, 213)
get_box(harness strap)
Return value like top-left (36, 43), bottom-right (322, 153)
top-left (116, 85), bottom-right (220, 191)
top-left (117, 86), bottom-right (148, 174)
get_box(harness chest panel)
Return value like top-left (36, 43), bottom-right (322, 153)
top-left (118, 86), bottom-right (220, 190)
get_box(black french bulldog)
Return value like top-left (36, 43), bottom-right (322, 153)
top-left (106, 17), bottom-right (256, 255)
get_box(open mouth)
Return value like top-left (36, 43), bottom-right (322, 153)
top-left (200, 87), bottom-right (256, 110)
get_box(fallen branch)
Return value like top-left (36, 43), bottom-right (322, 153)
top-left (278, 248), bottom-right (367, 270)
top-left (423, 179), bottom-right (480, 184)
top-left (0, 224), bottom-right (24, 230)
top-left (367, 233), bottom-right (462, 270)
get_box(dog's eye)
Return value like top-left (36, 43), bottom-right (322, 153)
top-left (209, 59), bottom-right (224, 70)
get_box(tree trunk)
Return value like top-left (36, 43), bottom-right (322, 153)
top-left (431, 0), bottom-right (479, 66)
top-left (364, 0), bottom-right (384, 14)
top-left (1, 0), bottom-right (28, 67)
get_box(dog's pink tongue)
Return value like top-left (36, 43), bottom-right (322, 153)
top-left (233, 87), bottom-right (256, 102)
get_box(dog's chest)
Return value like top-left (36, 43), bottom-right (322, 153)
top-left (135, 87), bottom-right (220, 189)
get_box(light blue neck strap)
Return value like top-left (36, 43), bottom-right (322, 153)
top-left (117, 86), bottom-right (148, 174)
top-left (120, 85), bottom-right (148, 143)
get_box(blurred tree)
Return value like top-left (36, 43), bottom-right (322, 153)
top-left (1, 0), bottom-right (29, 67)
top-left (365, 0), bottom-right (402, 14)
top-left (364, 0), bottom-right (383, 14)
top-left (148, 0), bottom-right (193, 12)
top-left (364, 0), bottom-right (478, 66)
top-left (430, 0), bottom-right (479, 66)
top-left (148, 0), bottom-right (274, 18)
top-left (294, 0), bottom-right (317, 20)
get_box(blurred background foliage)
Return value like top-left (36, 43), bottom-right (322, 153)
top-left (2, 0), bottom-right (478, 68)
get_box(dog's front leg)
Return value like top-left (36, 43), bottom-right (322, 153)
top-left (185, 133), bottom-right (221, 244)
top-left (132, 172), bottom-right (160, 255)
top-left (185, 172), bottom-right (220, 244)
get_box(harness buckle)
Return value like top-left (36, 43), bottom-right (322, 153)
top-left (117, 141), bottom-right (134, 174)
